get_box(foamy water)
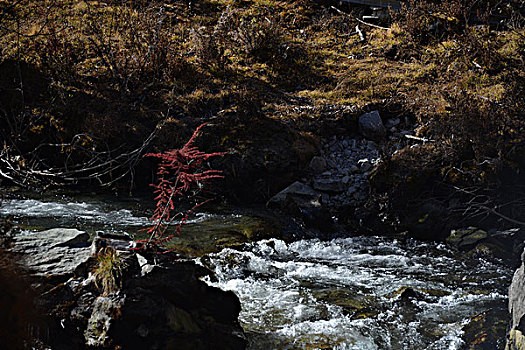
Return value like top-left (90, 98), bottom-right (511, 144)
top-left (198, 237), bottom-right (510, 349)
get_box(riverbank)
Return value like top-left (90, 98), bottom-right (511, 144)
top-left (0, 222), bottom-right (247, 349)
top-left (1, 0), bottom-right (523, 240)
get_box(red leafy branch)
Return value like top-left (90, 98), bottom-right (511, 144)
top-left (142, 123), bottom-right (224, 247)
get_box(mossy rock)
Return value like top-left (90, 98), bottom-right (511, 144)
top-left (463, 242), bottom-right (508, 262)
top-left (389, 286), bottom-right (450, 300)
top-left (446, 227), bottom-right (488, 250)
top-left (312, 289), bottom-right (377, 317)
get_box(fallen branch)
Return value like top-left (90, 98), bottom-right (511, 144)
top-left (451, 185), bottom-right (525, 226)
top-left (475, 204), bottom-right (525, 226)
top-left (355, 25), bottom-right (365, 42)
top-left (330, 6), bottom-right (390, 30)
top-left (405, 134), bottom-right (434, 142)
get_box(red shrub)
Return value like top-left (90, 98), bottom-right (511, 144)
top-left (142, 124), bottom-right (224, 247)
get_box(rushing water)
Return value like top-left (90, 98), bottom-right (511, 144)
top-left (199, 238), bottom-right (511, 349)
top-left (0, 197), bottom-right (240, 231)
top-left (0, 197), bottom-right (512, 349)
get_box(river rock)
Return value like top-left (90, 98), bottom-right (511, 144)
top-left (462, 308), bottom-right (508, 349)
top-left (81, 260), bottom-right (246, 350)
top-left (446, 227), bottom-right (488, 250)
top-left (11, 228), bottom-right (91, 281)
top-left (358, 111), bottom-right (386, 141)
top-left (507, 248), bottom-right (525, 350)
top-left (17, 232), bottom-right (247, 349)
top-left (267, 181), bottom-right (321, 210)
top-left (85, 294), bottom-right (126, 347)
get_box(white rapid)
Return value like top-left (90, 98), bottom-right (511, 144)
top-left (198, 237), bottom-right (510, 349)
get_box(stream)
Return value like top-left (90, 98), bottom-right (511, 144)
top-left (0, 196), bottom-right (513, 349)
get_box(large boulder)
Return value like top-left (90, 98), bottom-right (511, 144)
top-left (11, 228), bottom-right (91, 281)
top-left (103, 261), bottom-right (245, 350)
top-left (80, 259), bottom-right (246, 350)
top-left (507, 248), bottom-right (525, 350)
top-left (358, 110), bottom-right (386, 141)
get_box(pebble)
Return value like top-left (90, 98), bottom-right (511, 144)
top-left (349, 165), bottom-right (360, 173)
top-left (308, 156), bottom-right (327, 174)
top-left (385, 118), bottom-right (400, 128)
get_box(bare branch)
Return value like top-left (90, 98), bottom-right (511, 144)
top-left (0, 109), bottom-right (172, 189)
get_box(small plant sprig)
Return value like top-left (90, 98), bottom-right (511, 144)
top-left (93, 247), bottom-right (122, 296)
top-left (142, 123), bottom-right (224, 248)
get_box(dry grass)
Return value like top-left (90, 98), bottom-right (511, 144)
top-left (0, 0), bottom-right (523, 198)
